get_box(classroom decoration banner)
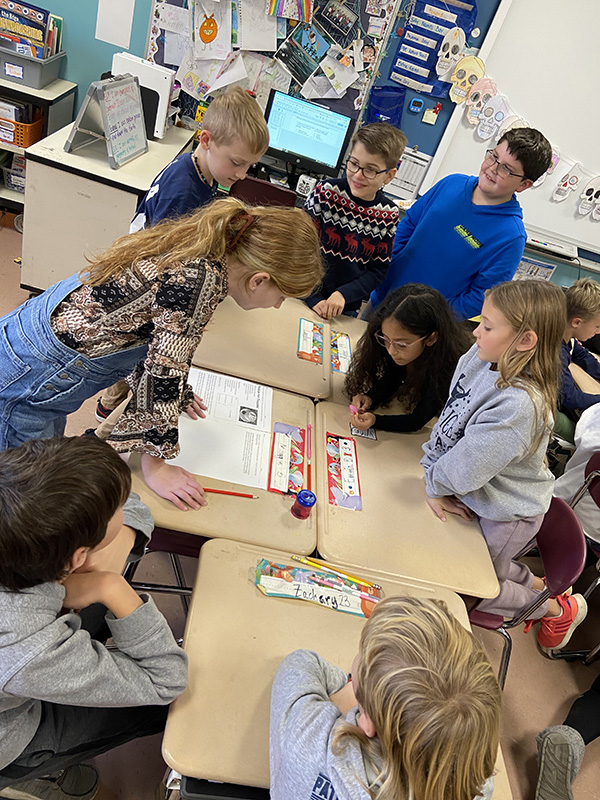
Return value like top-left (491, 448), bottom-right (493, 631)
top-left (389, 0), bottom-right (478, 98)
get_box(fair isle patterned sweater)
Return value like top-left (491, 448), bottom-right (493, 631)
top-left (304, 178), bottom-right (399, 313)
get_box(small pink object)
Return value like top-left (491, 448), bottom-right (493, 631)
top-left (349, 404), bottom-right (358, 415)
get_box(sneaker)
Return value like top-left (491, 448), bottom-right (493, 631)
top-left (0, 764), bottom-right (99, 800)
top-left (95, 398), bottom-right (112, 422)
top-left (535, 725), bottom-right (585, 800)
top-left (537, 593), bottom-right (587, 653)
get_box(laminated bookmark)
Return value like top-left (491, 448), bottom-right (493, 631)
top-left (326, 432), bottom-right (362, 509)
top-left (330, 330), bottom-right (352, 373)
top-left (268, 422), bottom-right (305, 494)
top-left (297, 318), bottom-right (324, 364)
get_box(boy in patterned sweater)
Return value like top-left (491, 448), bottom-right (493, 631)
top-left (304, 122), bottom-right (407, 319)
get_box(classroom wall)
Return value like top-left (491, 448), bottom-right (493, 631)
top-left (51, 0), bottom-right (153, 111)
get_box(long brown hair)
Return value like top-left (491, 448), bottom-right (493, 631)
top-left (80, 197), bottom-right (324, 298)
top-left (486, 280), bottom-right (566, 451)
top-left (332, 596), bottom-right (501, 800)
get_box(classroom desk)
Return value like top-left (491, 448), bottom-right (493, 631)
top-left (570, 363), bottom-right (600, 395)
top-left (128, 387), bottom-right (317, 554)
top-left (21, 124), bottom-right (194, 292)
top-left (161, 538), bottom-right (512, 799)
top-left (192, 296), bottom-right (366, 400)
top-left (315, 402), bottom-right (499, 599)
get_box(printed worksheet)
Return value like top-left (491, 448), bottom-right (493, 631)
top-left (171, 368), bottom-right (273, 489)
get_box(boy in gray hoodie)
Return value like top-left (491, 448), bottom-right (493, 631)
top-left (0, 436), bottom-right (188, 800)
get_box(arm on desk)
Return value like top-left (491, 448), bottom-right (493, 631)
top-left (562, 362), bottom-right (600, 411)
top-left (270, 650), bottom-right (350, 778)
top-left (572, 339), bottom-right (600, 382)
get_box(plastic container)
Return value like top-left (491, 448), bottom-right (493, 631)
top-left (291, 490), bottom-right (317, 520)
top-left (0, 114), bottom-right (44, 147)
top-left (1, 165), bottom-right (26, 193)
top-left (0, 47), bottom-right (65, 89)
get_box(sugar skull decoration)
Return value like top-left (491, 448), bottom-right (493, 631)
top-left (496, 115), bottom-right (529, 143)
top-left (464, 77), bottom-right (497, 125)
top-left (553, 163), bottom-right (584, 202)
top-left (199, 14), bottom-right (218, 43)
top-left (436, 27), bottom-right (466, 80)
top-left (476, 94), bottom-right (510, 140)
top-left (449, 56), bottom-right (485, 103)
top-left (533, 145), bottom-right (561, 188)
top-left (578, 176), bottom-right (600, 216)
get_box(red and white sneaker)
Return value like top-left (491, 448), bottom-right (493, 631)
top-left (537, 593), bottom-right (587, 654)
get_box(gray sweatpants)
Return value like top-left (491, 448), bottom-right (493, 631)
top-left (475, 513), bottom-right (549, 619)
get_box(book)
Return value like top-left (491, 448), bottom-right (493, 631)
top-left (0, 1), bottom-right (50, 60)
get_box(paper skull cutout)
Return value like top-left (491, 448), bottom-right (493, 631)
top-left (465, 77), bottom-right (497, 125)
top-left (449, 56), bottom-right (485, 103)
top-left (578, 176), bottom-right (600, 216)
top-left (533, 146), bottom-right (561, 188)
top-left (496, 115), bottom-right (529, 142)
top-left (553, 163), bottom-right (584, 202)
top-left (436, 27), bottom-right (466, 79)
top-left (476, 94), bottom-right (510, 140)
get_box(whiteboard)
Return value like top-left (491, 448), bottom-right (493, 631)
top-left (421, 0), bottom-right (600, 254)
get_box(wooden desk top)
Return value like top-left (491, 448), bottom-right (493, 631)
top-left (314, 402), bottom-right (499, 599)
top-left (162, 538), bottom-right (511, 797)
top-left (129, 388), bottom-right (317, 554)
top-left (26, 123), bottom-right (194, 191)
top-left (570, 362), bottom-right (600, 395)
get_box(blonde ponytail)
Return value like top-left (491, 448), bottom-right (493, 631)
top-left (80, 196), bottom-right (324, 298)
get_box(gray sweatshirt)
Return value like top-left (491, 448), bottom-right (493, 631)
top-left (421, 345), bottom-right (554, 521)
top-left (270, 649), bottom-right (494, 800)
top-left (0, 494), bottom-right (188, 770)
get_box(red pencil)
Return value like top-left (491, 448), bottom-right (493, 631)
top-left (204, 488), bottom-right (258, 499)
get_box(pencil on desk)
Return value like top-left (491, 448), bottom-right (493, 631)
top-left (291, 555), bottom-right (382, 590)
top-left (204, 488), bottom-right (258, 499)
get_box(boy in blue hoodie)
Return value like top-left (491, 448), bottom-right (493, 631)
top-left (369, 128), bottom-right (552, 320)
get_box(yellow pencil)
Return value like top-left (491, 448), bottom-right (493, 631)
top-left (291, 555), bottom-right (382, 591)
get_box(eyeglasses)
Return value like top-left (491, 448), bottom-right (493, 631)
top-left (345, 158), bottom-right (388, 181)
top-left (374, 331), bottom-right (427, 351)
top-left (484, 149), bottom-right (526, 180)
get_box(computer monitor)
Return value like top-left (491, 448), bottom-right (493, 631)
top-left (264, 89), bottom-right (355, 178)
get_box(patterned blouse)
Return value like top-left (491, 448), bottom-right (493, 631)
top-left (50, 257), bottom-right (228, 459)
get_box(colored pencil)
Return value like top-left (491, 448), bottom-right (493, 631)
top-left (306, 422), bottom-right (312, 491)
top-left (204, 488), bottom-right (258, 499)
top-left (291, 555), bottom-right (382, 590)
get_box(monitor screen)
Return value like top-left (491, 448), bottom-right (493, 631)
top-left (264, 90), bottom-right (355, 177)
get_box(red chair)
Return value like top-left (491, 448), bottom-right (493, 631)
top-left (548, 451), bottom-right (600, 664)
top-left (229, 175), bottom-right (297, 207)
top-left (469, 497), bottom-right (587, 689)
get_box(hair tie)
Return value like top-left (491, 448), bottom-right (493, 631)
top-left (230, 213), bottom-right (255, 247)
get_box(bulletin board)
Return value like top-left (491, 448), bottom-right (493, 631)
top-left (144, 0), bottom-right (401, 122)
top-left (421, 0), bottom-right (600, 255)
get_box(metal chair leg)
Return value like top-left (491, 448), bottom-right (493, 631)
top-left (495, 627), bottom-right (512, 691)
top-left (170, 553), bottom-right (190, 614)
top-left (583, 641), bottom-right (600, 665)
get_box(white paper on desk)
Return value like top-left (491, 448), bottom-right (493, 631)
top-left (171, 369), bottom-right (273, 489)
top-left (159, 3), bottom-right (191, 37)
top-left (164, 31), bottom-right (189, 67)
top-left (95, 0), bottom-right (134, 49)
top-left (238, 0), bottom-right (278, 52)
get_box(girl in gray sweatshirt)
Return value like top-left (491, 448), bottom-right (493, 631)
top-left (270, 596), bottom-right (500, 800)
top-left (421, 280), bottom-right (586, 653)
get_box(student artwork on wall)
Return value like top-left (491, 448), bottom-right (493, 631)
top-left (577, 177), bottom-right (600, 217)
top-left (275, 21), bottom-right (334, 85)
top-left (193, 0), bottom-right (232, 60)
top-left (266, 0), bottom-right (312, 24)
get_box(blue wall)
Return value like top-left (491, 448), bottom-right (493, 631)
top-left (51, 0), bottom-right (153, 111)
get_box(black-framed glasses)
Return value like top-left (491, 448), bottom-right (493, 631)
top-left (484, 149), bottom-right (526, 180)
top-left (345, 158), bottom-right (388, 181)
top-left (374, 331), bottom-right (427, 351)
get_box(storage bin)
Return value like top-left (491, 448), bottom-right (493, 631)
top-left (0, 47), bottom-right (65, 89)
top-left (0, 113), bottom-right (44, 147)
top-left (1, 165), bottom-right (26, 194)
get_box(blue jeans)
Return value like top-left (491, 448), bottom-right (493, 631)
top-left (0, 274), bottom-right (147, 450)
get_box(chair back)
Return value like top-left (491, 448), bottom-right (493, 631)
top-left (538, 496), bottom-right (587, 596)
top-left (229, 175), bottom-right (297, 207)
top-left (584, 451), bottom-right (600, 508)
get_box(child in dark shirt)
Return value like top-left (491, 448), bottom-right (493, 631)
top-left (345, 284), bottom-right (471, 432)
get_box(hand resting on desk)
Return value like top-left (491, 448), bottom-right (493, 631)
top-left (426, 494), bottom-right (475, 523)
top-left (313, 291), bottom-right (346, 320)
top-left (141, 453), bottom-right (207, 512)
